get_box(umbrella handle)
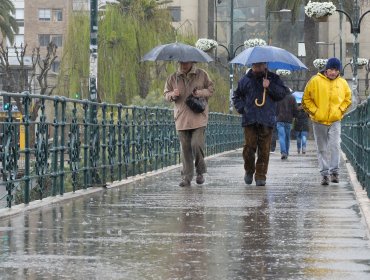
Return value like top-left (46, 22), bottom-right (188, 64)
top-left (255, 89), bottom-right (266, 107)
top-left (255, 71), bottom-right (268, 107)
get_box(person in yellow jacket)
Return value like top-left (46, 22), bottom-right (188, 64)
top-left (302, 57), bottom-right (352, 185)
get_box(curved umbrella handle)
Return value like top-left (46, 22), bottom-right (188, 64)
top-left (255, 88), bottom-right (266, 107)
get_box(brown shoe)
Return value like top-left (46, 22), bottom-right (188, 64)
top-left (321, 176), bottom-right (330, 186)
top-left (179, 179), bottom-right (191, 187)
top-left (330, 174), bottom-right (339, 183)
top-left (196, 174), bottom-right (205, 185)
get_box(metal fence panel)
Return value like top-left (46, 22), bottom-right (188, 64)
top-left (0, 92), bottom-right (244, 208)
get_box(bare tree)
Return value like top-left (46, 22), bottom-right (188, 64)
top-left (0, 41), bottom-right (58, 120)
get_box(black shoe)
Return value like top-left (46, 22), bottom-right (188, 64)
top-left (281, 153), bottom-right (288, 160)
top-left (256, 180), bottom-right (266, 186)
top-left (244, 173), bottom-right (253, 185)
top-left (179, 180), bottom-right (191, 187)
top-left (330, 174), bottom-right (339, 183)
top-left (196, 174), bottom-right (205, 185)
top-left (321, 176), bottom-right (330, 186)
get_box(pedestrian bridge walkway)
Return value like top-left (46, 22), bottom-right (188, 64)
top-left (0, 141), bottom-right (369, 279)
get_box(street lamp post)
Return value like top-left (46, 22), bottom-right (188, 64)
top-left (89, 0), bottom-right (98, 103)
top-left (316, 41), bottom-right (336, 57)
top-left (215, 42), bottom-right (245, 114)
top-left (229, 0), bottom-right (234, 114)
top-left (267, 9), bottom-right (291, 45)
top-left (336, 0), bottom-right (370, 105)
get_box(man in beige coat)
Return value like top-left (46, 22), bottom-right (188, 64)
top-left (164, 61), bottom-right (214, 187)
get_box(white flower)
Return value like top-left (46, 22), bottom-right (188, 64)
top-left (305, 1), bottom-right (336, 18)
top-left (351, 58), bottom-right (368, 66)
top-left (244, 38), bottom-right (267, 48)
top-left (195, 38), bottom-right (218, 52)
top-left (276, 69), bottom-right (292, 76)
top-left (313, 58), bottom-right (328, 69)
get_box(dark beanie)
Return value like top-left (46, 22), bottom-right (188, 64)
top-left (325, 57), bottom-right (342, 71)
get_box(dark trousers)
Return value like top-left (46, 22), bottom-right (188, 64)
top-left (243, 124), bottom-right (273, 181)
top-left (270, 124), bottom-right (277, 152)
top-left (178, 127), bottom-right (206, 182)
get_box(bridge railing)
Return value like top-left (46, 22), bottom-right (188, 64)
top-left (341, 97), bottom-right (370, 197)
top-left (0, 92), bottom-right (243, 208)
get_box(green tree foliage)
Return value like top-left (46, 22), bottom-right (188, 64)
top-left (0, 0), bottom-right (18, 44)
top-left (59, 0), bottom-right (230, 112)
top-left (57, 12), bottom-right (90, 99)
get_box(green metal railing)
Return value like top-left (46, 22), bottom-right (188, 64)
top-left (341, 96), bottom-right (370, 197)
top-left (0, 92), bottom-right (243, 208)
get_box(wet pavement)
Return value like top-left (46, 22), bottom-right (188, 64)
top-left (0, 141), bottom-right (370, 279)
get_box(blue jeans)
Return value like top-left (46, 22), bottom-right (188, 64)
top-left (296, 131), bottom-right (308, 152)
top-left (277, 122), bottom-right (292, 155)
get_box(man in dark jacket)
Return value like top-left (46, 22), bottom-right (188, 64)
top-left (276, 91), bottom-right (298, 160)
top-left (233, 62), bottom-right (289, 186)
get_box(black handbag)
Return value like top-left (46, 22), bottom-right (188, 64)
top-left (185, 88), bottom-right (206, 113)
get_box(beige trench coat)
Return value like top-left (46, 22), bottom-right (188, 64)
top-left (164, 66), bottom-right (214, 131)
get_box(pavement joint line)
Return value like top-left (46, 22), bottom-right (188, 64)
top-left (342, 151), bottom-right (370, 234)
top-left (0, 149), bottom-right (240, 220)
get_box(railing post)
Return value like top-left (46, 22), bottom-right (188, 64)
top-left (59, 98), bottom-right (66, 195)
top-left (83, 102), bottom-right (89, 189)
top-left (117, 104), bottom-right (123, 180)
top-left (52, 97), bottom-right (59, 196)
top-left (23, 93), bottom-right (31, 204)
top-left (101, 103), bottom-right (107, 185)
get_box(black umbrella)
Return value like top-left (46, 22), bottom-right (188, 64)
top-left (141, 42), bottom-right (213, 63)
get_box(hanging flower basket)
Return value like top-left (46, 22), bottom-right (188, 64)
top-left (276, 69), bottom-right (292, 76)
top-left (313, 58), bottom-right (328, 70)
top-left (244, 38), bottom-right (267, 48)
top-left (351, 58), bottom-right (368, 68)
top-left (314, 16), bottom-right (329, 22)
top-left (305, 1), bottom-right (336, 20)
top-left (195, 38), bottom-right (218, 52)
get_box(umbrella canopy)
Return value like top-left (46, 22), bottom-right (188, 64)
top-left (230, 45), bottom-right (307, 71)
top-left (292, 91), bottom-right (304, 103)
top-left (141, 42), bottom-right (213, 63)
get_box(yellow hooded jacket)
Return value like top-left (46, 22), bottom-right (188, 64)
top-left (302, 72), bottom-right (352, 125)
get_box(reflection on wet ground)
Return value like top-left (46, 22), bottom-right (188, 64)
top-left (0, 143), bottom-right (370, 279)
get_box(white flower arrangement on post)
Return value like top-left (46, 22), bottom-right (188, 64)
top-left (313, 58), bottom-right (328, 69)
top-left (195, 38), bottom-right (218, 52)
top-left (304, 1), bottom-right (336, 19)
top-left (244, 38), bottom-right (267, 48)
top-left (276, 69), bottom-right (292, 76)
top-left (351, 58), bottom-right (368, 66)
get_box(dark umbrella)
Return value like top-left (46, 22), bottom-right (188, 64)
top-left (141, 42), bottom-right (213, 63)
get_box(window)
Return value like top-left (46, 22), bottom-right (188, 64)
top-left (168, 6), bottom-right (181, 22)
top-left (14, 35), bottom-right (24, 46)
top-left (39, 9), bottom-right (51, 21)
top-left (52, 61), bottom-right (60, 73)
top-left (52, 9), bottom-right (63, 22)
top-left (15, 9), bottom-right (24, 20)
top-left (38, 35), bottom-right (63, 47)
top-left (39, 34), bottom-right (50, 46)
top-left (346, 43), bottom-right (354, 57)
top-left (51, 35), bottom-right (63, 47)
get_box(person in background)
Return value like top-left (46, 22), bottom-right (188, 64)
top-left (276, 90), bottom-right (298, 160)
top-left (164, 61), bottom-right (214, 187)
top-left (302, 57), bottom-right (351, 185)
top-left (294, 103), bottom-right (310, 154)
top-left (232, 62), bottom-right (289, 186)
top-left (270, 124), bottom-right (278, 153)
